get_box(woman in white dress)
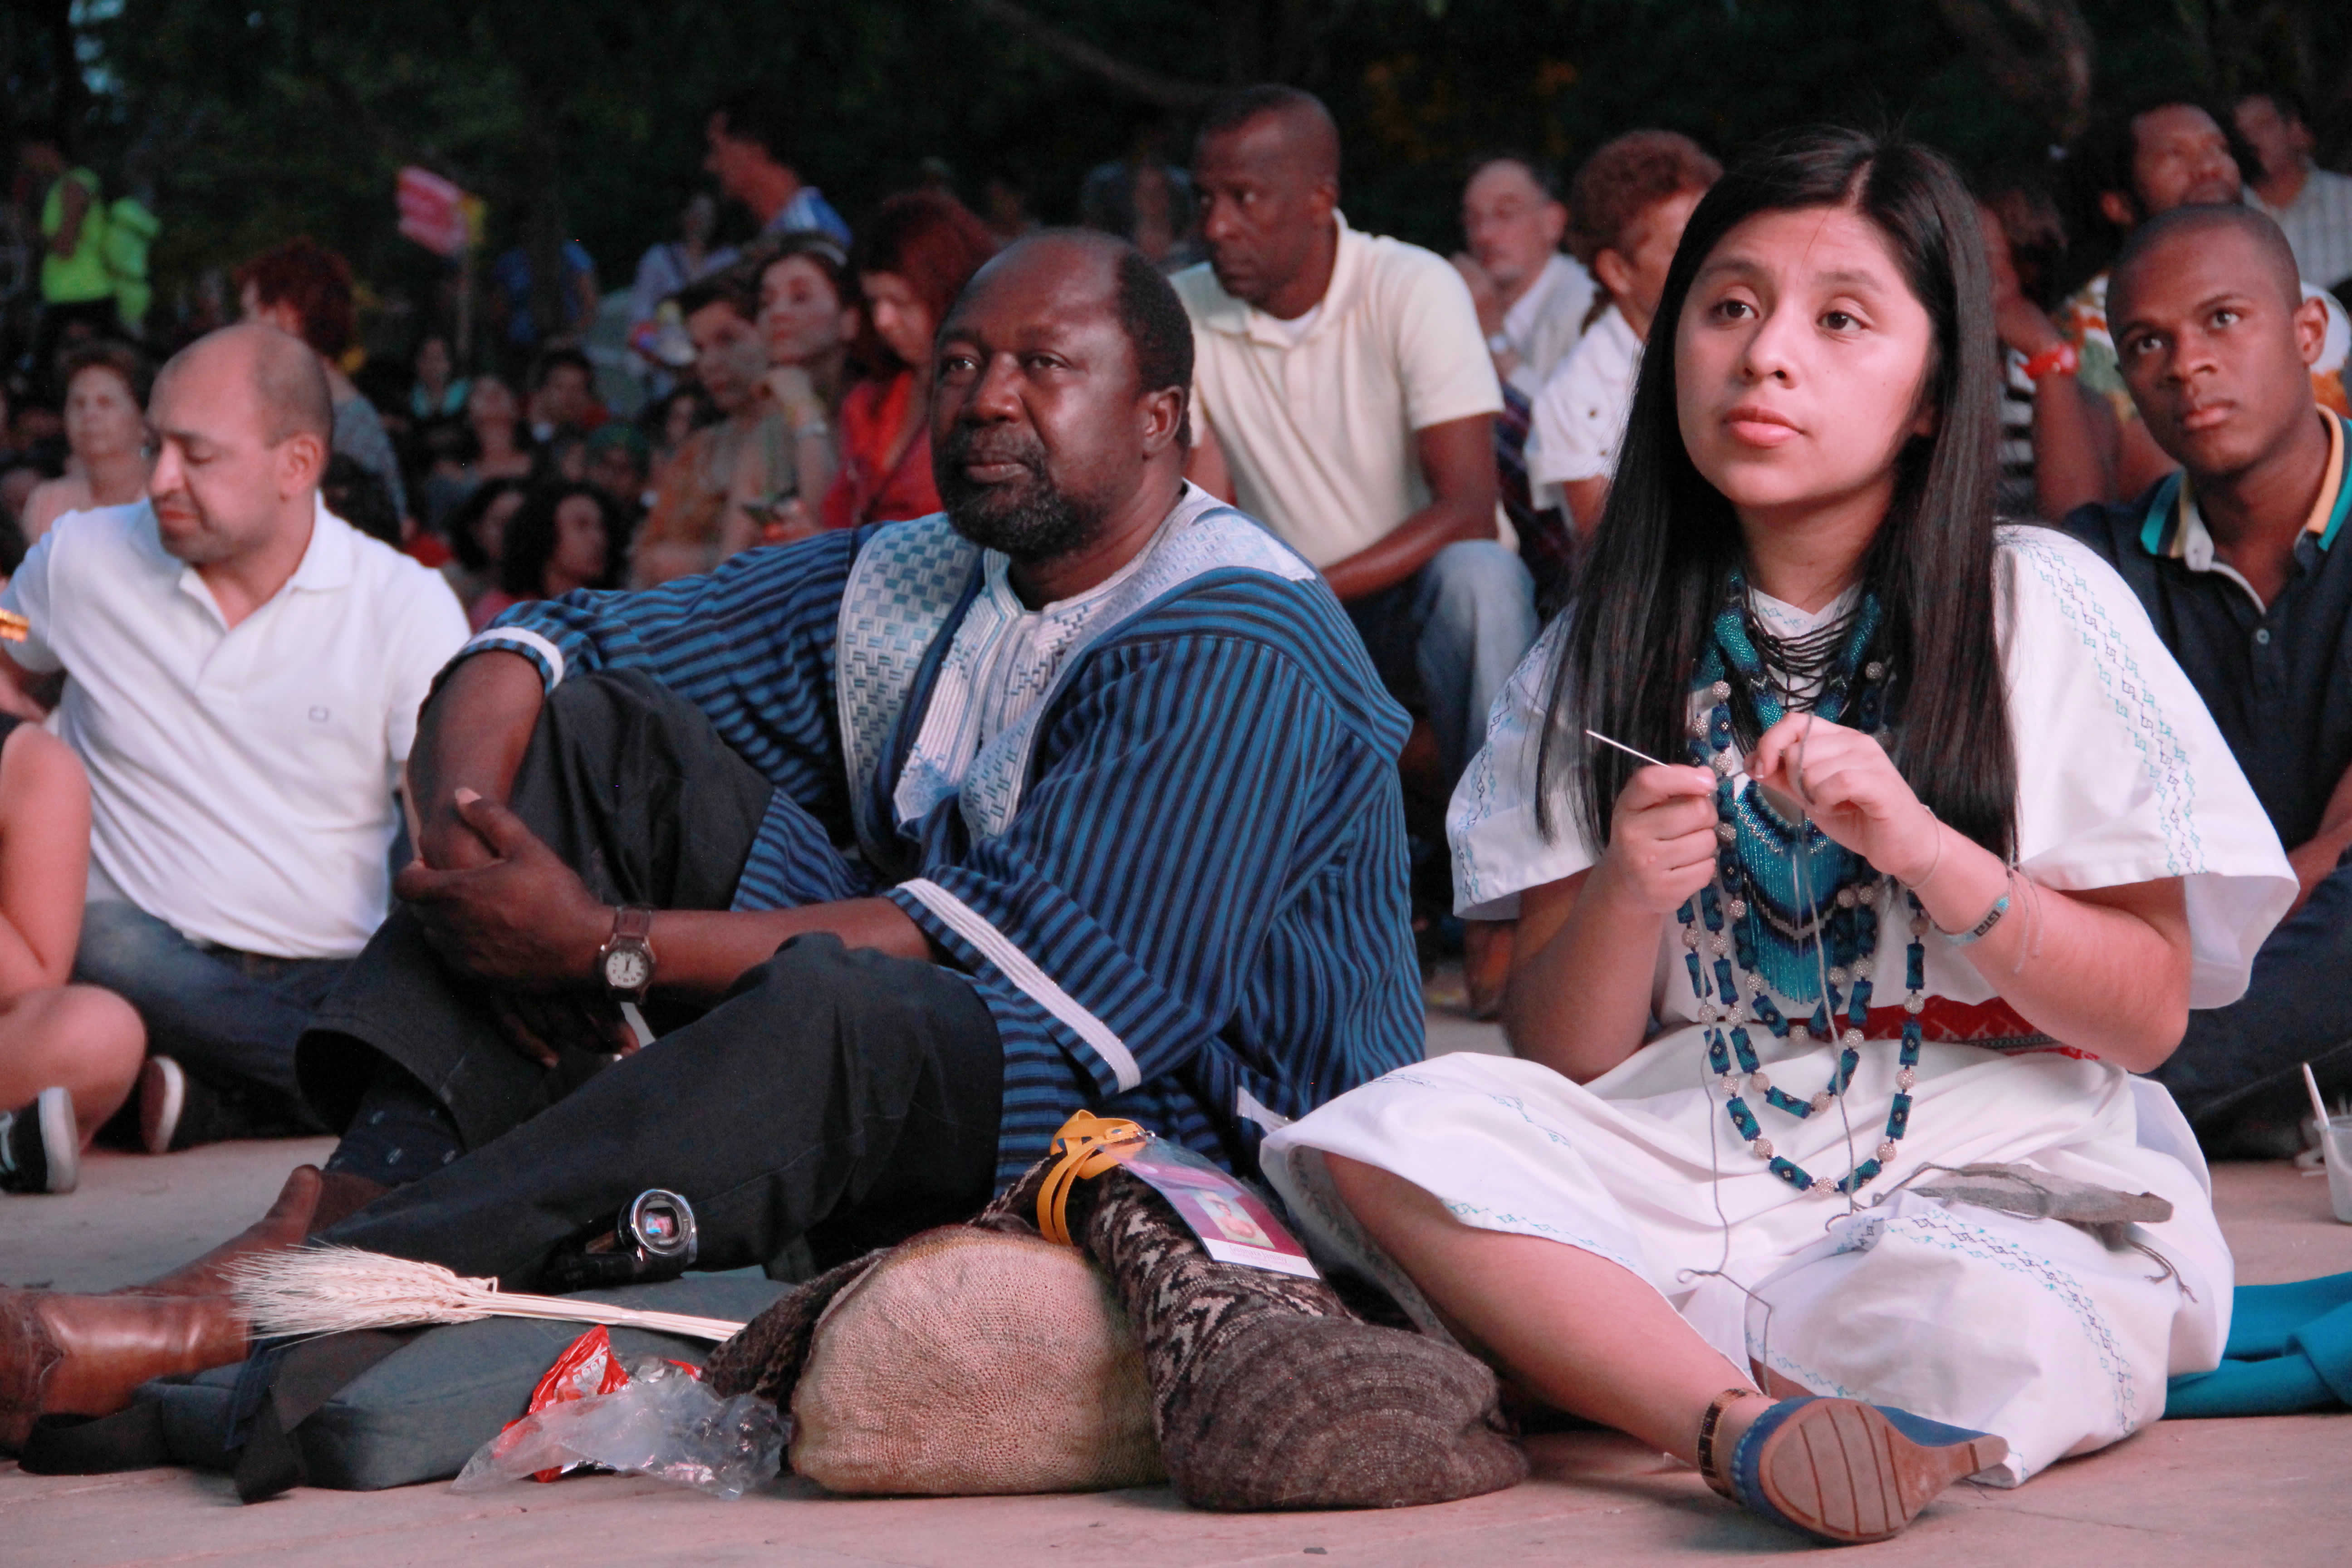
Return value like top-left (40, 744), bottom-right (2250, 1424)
top-left (1261, 129), bottom-right (2295, 1546)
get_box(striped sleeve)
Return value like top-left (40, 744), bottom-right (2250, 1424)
top-left (448, 533), bottom-right (864, 830)
top-left (888, 632), bottom-right (1344, 1100)
top-left (462, 532), bottom-right (859, 698)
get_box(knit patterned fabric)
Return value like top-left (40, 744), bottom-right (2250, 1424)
top-left (1055, 1165), bottom-right (1527, 1510)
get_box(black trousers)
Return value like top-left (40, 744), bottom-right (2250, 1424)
top-left (295, 671), bottom-right (1003, 1287)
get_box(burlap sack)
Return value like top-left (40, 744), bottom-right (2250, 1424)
top-left (789, 1225), bottom-right (1165, 1495)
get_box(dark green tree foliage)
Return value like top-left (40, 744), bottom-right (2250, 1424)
top-left (9, 0), bottom-right (2350, 349)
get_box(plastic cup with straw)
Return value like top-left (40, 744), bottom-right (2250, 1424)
top-left (2303, 1061), bottom-right (2352, 1225)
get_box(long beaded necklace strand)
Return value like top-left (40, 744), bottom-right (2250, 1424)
top-left (1673, 571), bottom-right (1927, 1198)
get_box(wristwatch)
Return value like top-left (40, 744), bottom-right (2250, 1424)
top-left (598, 906), bottom-right (657, 999)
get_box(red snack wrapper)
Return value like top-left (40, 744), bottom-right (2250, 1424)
top-left (516, 1325), bottom-right (628, 1481)
top-left (501, 1328), bottom-right (710, 1483)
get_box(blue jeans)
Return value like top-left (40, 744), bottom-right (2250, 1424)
top-left (2150, 851), bottom-right (2352, 1124)
top-left (72, 899), bottom-right (351, 1110)
top-left (1347, 539), bottom-right (1541, 784)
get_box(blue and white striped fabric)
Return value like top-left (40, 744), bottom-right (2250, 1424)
top-left (460, 508), bottom-right (1421, 1184)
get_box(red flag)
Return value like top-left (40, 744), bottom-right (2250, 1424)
top-left (397, 166), bottom-right (471, 257)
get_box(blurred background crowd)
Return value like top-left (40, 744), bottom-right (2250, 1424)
top-left (0, 1), bottom-right (2341, 612)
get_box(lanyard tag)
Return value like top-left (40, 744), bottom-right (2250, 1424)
top-left (1119, 1139), bottom-right (1319, 1279)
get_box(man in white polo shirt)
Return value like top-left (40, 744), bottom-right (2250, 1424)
top-left (1176, 85), bottom-right (1535, 790)
top-left (0, 323), bottom-right (467, 1150)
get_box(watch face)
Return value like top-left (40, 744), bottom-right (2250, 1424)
top-left (604, 946), bottom-right (652, 992)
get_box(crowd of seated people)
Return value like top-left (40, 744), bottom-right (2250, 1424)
top-left (2, 74), bottom-right (2352, 1547)
top-left (0, 77), bottom-right (2343, 1173)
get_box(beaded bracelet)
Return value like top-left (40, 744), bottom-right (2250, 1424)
top-left (1940, 892), bottom-right (2009, 946)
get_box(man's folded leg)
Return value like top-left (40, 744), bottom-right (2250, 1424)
top-left (0, 934), bottom-right (998, 1449)
top-left (1, 672), bottom-right (859, 1446)
top-left (318, 932), bottom-right (1004, 1286)
top-left (298, 668), bottom-right (789, 1149)
top-left (2151, 851), bottom-right (2352, 1149)
top-left (1409, 539), bottom-right (1538, 786)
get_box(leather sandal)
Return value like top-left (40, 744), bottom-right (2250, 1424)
top-left (1698, 1390), bottom-right (2006, 1545)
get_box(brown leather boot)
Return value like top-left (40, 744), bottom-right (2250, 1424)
top-left (118, 1164), bottom-right (325, 1298)
top-left (0, 1289), bottom-right (249, 1452)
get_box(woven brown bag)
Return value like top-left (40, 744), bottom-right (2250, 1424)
top-left (706, 1122), bottom-right (1525, 1510)
top-left (784, 1225), bottom-right (1164, 1495)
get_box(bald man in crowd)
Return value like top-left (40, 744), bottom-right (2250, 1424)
top-left (1175, 85), bottom-right (1532, 796)
top-left (2063, 206), bottom-right (2352, 1156)
top-left (0, 323), bottom-right (468, 1153)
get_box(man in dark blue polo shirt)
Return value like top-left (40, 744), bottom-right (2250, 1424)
top-left (2064, 203), bottom-right (2352, 1156)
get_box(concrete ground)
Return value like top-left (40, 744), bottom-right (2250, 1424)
top-left (5, 1005), bottom-right (2351, 1567)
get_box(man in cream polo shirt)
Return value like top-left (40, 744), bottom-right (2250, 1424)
top-left (0, 324), bottom-right (466, 1150)
top-left (1176, 84), bottom-right (1537, 789)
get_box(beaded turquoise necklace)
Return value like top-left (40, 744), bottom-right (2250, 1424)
top-left (1674, 572), bottom-right (1926, 1197)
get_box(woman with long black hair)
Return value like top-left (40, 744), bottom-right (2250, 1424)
top-left (1259, 129), bottom-right (2292, 1544)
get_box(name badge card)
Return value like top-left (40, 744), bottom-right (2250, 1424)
top-left (1118, 1139), bottom-right (1319, 1279)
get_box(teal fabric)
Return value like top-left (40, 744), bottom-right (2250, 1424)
top-left (2166, 1272), bottom-right (2352, 1418)
top-left (137, 1272), bottom-right (787, 1490)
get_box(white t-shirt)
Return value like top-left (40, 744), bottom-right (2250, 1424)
top-left (1529, 302), bottom-right (1642, 491)
top-left (1499, 253), bottom-right (1599, 397)
top-left (1173, 214), bottom-right (1503, 569)
top-left (1, 498), bottom-right (470, 958)
top-left (1265, 302), bottom-right (1323, 346)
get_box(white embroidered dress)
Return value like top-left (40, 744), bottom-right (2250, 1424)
top-left (1261, 528), bottom-right (2296, 1485)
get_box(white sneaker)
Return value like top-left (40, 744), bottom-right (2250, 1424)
top-left (0, 1085), bottom-right (78, 1194)
top-left (139, 1056), bottom-right (187, 1156)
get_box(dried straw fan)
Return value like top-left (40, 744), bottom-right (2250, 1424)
top-left (225, 1247), bottom-right (748, 1343)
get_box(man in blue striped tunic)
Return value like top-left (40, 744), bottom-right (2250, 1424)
top-left (278, 230), bottom-right (1424, 1284)
top-left (0, 234), bottom-right (1428, 1438)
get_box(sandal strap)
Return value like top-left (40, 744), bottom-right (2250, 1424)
top-left (1694, 1386), bottom-right (1755, 1499)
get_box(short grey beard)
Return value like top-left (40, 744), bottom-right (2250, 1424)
top-left (944, 479), bottom-right (1102, 563)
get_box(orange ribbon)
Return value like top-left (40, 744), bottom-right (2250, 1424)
top-left (1035, 1111), bottom-right (1148, 1246)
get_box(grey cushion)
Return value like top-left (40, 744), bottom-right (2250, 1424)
top-left (142, 1272), bottom-right (788, 1490)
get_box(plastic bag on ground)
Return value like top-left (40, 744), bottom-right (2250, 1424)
top-left (452, 1357), bottom-right (784, 1500)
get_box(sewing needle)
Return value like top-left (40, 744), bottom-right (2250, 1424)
top-left (1585, 728), bottom-right (1671, 769)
